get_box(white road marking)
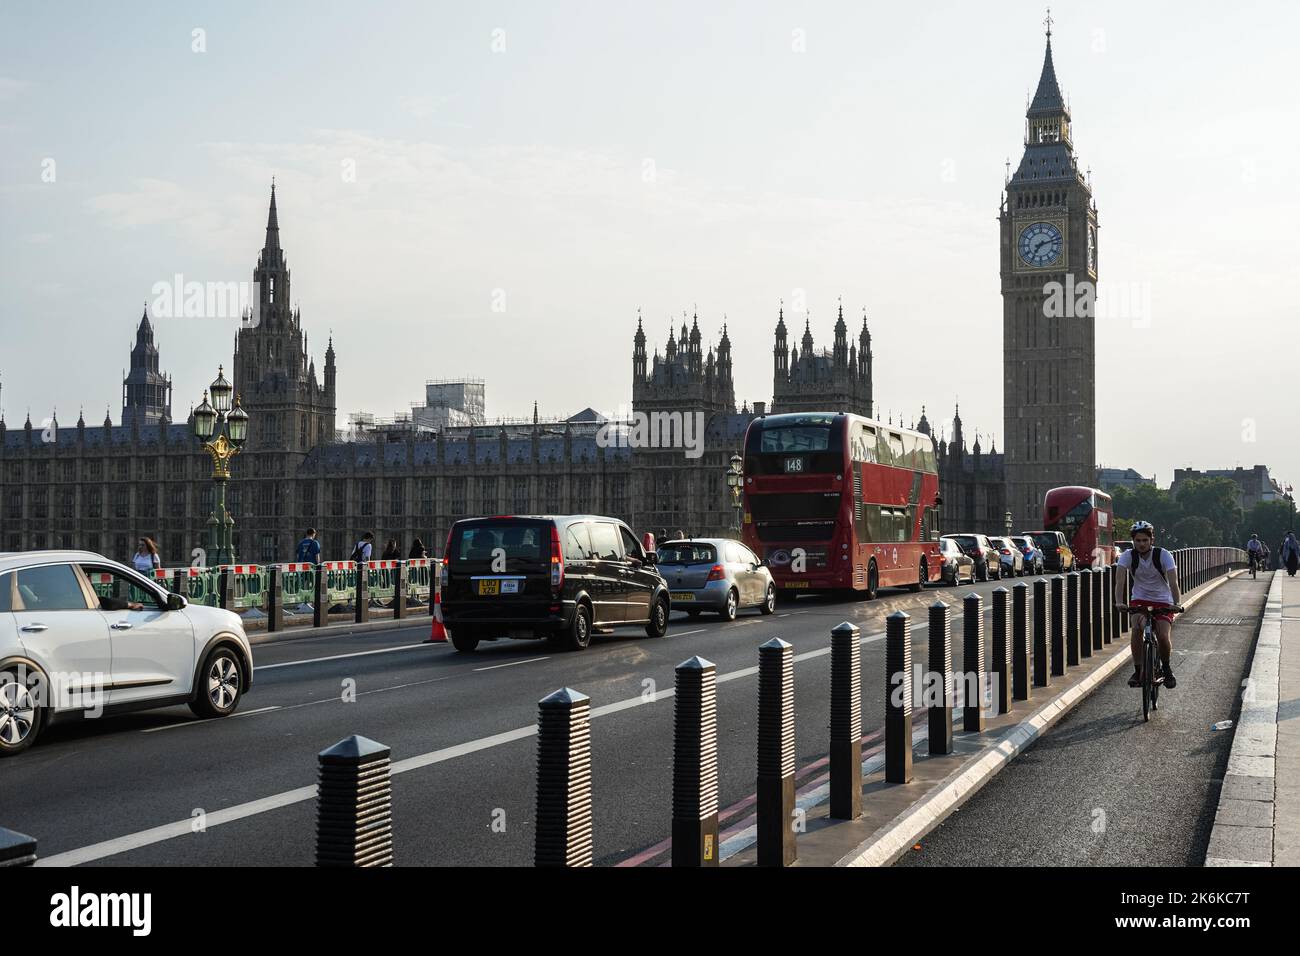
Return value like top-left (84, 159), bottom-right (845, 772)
top-left (255, 642), bottom-right (433, 671)
top-left (474, 657), bottom-right (550, 672)
top-left (140, 706), bottom-right (281, 734)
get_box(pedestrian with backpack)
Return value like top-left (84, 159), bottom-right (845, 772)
top-left (351, 532), bottom-right (374, 564)
top-left (295, 528), bottom-right (322, 566)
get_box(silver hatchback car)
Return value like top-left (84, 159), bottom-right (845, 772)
top-left (656, 539), bottom-right (777, 620)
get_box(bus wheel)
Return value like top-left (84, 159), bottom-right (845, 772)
top-left (864, 562), bottom-right (879, 600)
top-left (909, 560), bottom-right (926, 592)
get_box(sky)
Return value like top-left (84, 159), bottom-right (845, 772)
top-left (1, 0), bottom-right (1297, 491)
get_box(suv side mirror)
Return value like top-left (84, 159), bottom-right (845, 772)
top-left (642, 552), bottom-right (657, 566)
top-left (166, 592), bottom-right (188, 611)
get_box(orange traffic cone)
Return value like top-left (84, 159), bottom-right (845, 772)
top-left (426, 567), bottom-right (448, 643)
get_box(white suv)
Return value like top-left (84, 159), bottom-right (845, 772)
top-left (0, 551), bottom-right (253, 755)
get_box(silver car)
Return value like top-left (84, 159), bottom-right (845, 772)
top-left (656, 539), bottom-right (776, 620)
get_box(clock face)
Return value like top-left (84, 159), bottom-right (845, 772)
top-left (1087, 225), bottom-right (1097, 273)
top-left (1018, 221), bottom-right (1063, 267)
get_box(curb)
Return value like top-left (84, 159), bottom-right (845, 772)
top-left (835, 571), bottom-right (1239, 867)
top-left (1204, 570), bottom-right (1281, 867)
top-left (247, 613), bottom-right (431, 647)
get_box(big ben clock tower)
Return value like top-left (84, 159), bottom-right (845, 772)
top-left (1001, 12), bottom-right (1098, 528)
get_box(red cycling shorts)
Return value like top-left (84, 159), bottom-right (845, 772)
top-left (1130, 598), bottom-right (1177, 623)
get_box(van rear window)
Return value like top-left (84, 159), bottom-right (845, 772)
top-left (451, 522), bottom-right (547, 564)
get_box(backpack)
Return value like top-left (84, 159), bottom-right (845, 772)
top-left (350, 541), bottom-right (365, 563)
top-left (1128, 547), bottom-right (1166, 581)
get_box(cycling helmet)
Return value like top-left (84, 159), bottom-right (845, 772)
top-left (1131, 520), bottom-right (1155, 536)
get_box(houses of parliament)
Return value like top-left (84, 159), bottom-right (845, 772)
top-left (2, 25), bottom-right (1098, 564)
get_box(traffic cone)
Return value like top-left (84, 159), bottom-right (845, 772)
top-left (426, 566), bottom-right (448, 643)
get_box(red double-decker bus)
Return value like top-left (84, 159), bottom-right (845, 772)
top-left (1043, 485), bottom-right (1114, 568)
top-left (741, 412), bottom-right (942, 598)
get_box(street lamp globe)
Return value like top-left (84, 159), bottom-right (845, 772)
top-left (226, 395), bottom-right (249, 446)
top-left (193, 391), bottom-right (217, 439)
top-left (210, 365), bottom-right (233, 414)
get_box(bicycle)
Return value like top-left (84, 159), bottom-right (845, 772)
top-left (1117, 603), bottom-right (1183, 722)
top-left (1248, 551), bottom-right (1264, 579)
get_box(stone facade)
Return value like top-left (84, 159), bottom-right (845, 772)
top-left (1, 189), bottom-right (1008, 564)
top-left (1001, 26), bottom-right (1099, 526)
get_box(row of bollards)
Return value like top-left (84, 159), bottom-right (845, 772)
top-left (313, 556), bottom-right (1265, 868)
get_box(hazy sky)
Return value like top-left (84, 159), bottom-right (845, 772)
top-left (1, 1), bottom-right (1297, 491)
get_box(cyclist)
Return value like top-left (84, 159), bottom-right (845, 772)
top-left (1246, 534), bottom-right (1267, 574)
top-left (1114, 520), bottom-right (1184, 690)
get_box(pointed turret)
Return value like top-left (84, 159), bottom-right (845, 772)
top-left (264, 180), bottom-right (281, 252)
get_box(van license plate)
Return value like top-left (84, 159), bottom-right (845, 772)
top-left (477, 580), bottom-right (499, 596)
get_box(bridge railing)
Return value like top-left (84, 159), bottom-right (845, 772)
top-left (140, 558), bottom-right (443, 632)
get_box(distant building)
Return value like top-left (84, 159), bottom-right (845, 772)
top-left (1171, 466), bottom-right (1286, 512)
top-left (771, 303), bottom-right (872, 416)
top-left (1097, 467), bottom-right (1155, 492)
top-left (412, 380), bottom-right (485, 431)
top-left (932, 406), bottom-right (1008, 533)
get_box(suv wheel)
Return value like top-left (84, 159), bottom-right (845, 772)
top-left (190, 646), bottom-right (244, 719)
top-left (451, 629), bottom-right (481, 653)
top-left (566, 603), bottom-right (593, 650)
top-left (721, 589), bottom-right (738, 621)
top-left (645, 597), bottom-right (669, 638)
top-left (759, 583), bottom-right (776, 614)
top-left (0, 664), bottom-right (43, 757)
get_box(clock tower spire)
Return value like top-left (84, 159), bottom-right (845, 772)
top-left (1001, 14), bottom-right (1099, 531)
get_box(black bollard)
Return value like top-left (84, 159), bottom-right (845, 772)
top-left (314, 564), bottom-right (328, 628)
top-left (829, 623), bottom-right (862, 820)
top-left (0, 828), bottom-right (36, 867)
top-left (535, 688), bottom-right (593, 867)
top-left (267, 565), bottom-right (284, 633)
top-left (962, 594), bottom-right (985, 731)
top-left (1013, 582), bottom-right (1031, 701)
top-left (1066, 572), bottom-right (1081, 666)
top-left (218, 566), bottom-right (235, 612)
top-left (757, 638), bottom-right (796, 866)
top-left (991, 587), bottom-right (1012, 715)
top-left (885, 612), bottom-right (913, 784)
top-left (672, 657), bottom-right (720, 866)
top-left (393, 561), bottom-right (407, 620)
top-left (355, 561), bottom-right (370, 624)
top-left (1033, 578), bottom-right (1050, 687)
top-left (1050, 576), bottom-right (1066, 677)
top-left (316, 735), bottom-right (393, 867)
top-left (1078, 570), bottom-right (1092, 660)
top-left (1092, 566), bottom-right (1105, 650)
top-left (927, 602), bottom-right (953, 755)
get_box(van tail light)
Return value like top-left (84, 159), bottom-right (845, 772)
top-left (551, 524), bottom-right (564, 590)
top-left (706, 564), bottom-right (726, 582)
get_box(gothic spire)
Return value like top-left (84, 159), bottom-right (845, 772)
top-left (1028, 12), bottom-right (1066, 117)
top-left (264, 180), bottom-right (280, 252)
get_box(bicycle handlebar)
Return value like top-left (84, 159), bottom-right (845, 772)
top-left (1116, 604), bottom-right (1184, 614)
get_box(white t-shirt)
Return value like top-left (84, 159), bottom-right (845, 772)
top-left (1118, 547), bottom-right (1176, 604)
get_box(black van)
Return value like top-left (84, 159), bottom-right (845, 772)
top-left (440, 515), bottom-right (671, 652)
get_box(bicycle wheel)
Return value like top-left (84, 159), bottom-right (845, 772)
top-left (1151, 647), bottom-right (1161, 710)
top-left (1149, 642), bottom-right (1159, 717)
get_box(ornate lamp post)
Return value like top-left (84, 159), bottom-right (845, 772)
top-left (192, 365), bottom-right (249, 566)
top-left (726, 454), bottom-right (744, 533)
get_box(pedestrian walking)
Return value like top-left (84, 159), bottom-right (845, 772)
top-left (350, 532), bottom-right (375, 564)
top-left (1282, 531), bottom-right (1300, 577)
top-left (408, 538), bottom-right (428, 559)
top-left (132, 537), bottom-right (161, 574)
top-left (382, 537), bottom-right (401, 560)
top-left (295, 527), bottom-right (322, 565)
